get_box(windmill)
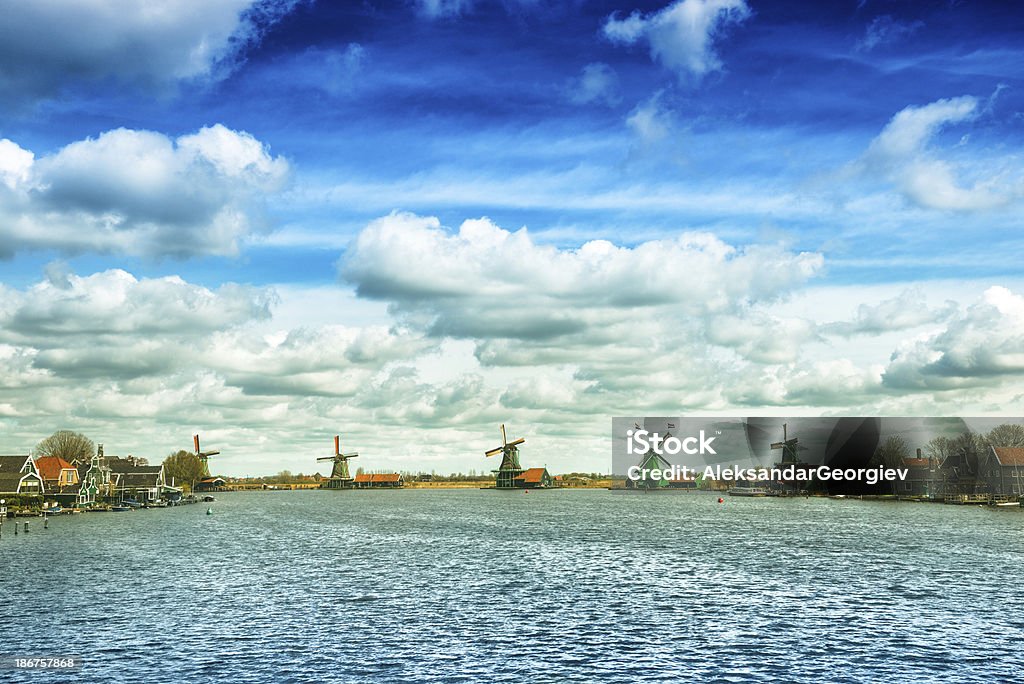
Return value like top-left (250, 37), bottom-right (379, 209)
top-left (627, 423), bottom-right (673, 490)
top-left (770, 423), bottom-right (800, 465)
top-left (317, 435), bottom-right (358, 490)
top-left (485, 424), bottom-right (525, 488)
top-left (193, 434), bottom-right (220, 480)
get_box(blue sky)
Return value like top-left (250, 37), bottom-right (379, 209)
top-left (0, 0), bottom-right (1023, 474)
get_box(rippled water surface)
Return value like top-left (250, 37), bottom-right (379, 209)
top-left (3, 490), bottom-right (1024, 683)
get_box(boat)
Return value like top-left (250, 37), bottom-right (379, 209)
top-left (994, 501), bottom-right (1021, 507)
top-left (727, 486), bottom-right (769, 497)
top-left (202, 495), bottom-right (216, 502)
top-left (111, 505), bottom-right (132, 512)
top-left (146, 500), bottom-right (168, 508)
top-left (122, 498), bottom-right (143, 509)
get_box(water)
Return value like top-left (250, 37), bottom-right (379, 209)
top-left (2, 490), bottom-right (1023, 683)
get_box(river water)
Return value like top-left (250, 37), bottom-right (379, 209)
top-left (2, 490), bottom-right (1023, 682)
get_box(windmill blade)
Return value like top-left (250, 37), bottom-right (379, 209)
top-left (340, 453), bottom-right (359, 459)
top-left (485, 447), bottom-right (503, 457)
top-left (506, 437), bottom-right (525, 447)
top-left (316, 456), bottom-right (337, 462)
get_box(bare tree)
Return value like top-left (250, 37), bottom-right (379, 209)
top-left (924, 436), bottom-right (954, 465)
top-left (34, 430), bottom-right (95, 463)
top-left (985, 424), bottom-right (1024, 448)
top-left (870, 435), bottom-right (910, 493)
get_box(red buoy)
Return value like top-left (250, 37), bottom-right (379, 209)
top-left (718, 498), bottom-right (724, 504)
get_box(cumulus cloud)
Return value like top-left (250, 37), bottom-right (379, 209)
top-left (340, 212), bottom-right (823, 343)
top-left (863, 96), bottom-right (1014, 211)
top-left (0, 0), bottom-right (303, 103)
top-left (883, 286), bottom-right (1024, 390)
top-left (0, 125), bottom-right (288, 258)
top-left (823, 289), bottom-right (956, 336)
top-left (603, 0), bottom-right (751, 79)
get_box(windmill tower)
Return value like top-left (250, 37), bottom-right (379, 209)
top-left (627, 423), bottom-right (673, 490)
top-left (770, 422), bottom-right (811, 494)
top-left (770, 423), bottom-right (799, 465)
top-left (193, 434), bottom-right (220, 479)
top-left (485, 424), bottom-right (525, 488)
top-left (317, 435), bottom-right (358, 490)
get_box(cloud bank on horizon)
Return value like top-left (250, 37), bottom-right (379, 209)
top-left (0, 0), bottom-right (1022, 475)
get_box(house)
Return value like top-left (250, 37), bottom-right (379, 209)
top-left (352, 473), bottom-right (405, 488)
top-left (900, 449), bottom-right (939, 497)
top-left (983, 447), bottom-right (1024, 497)
top-left (77, 446), bottom-right (117, 506)
top-left (0, 454), bottom-right (45, 496)
top-left (513, 467), bottom-right (553, 488)
top-left (107, 457), bottom-right (176, 503)
top-left (195, 476), bottom-right (227, 492)
top-left (35, 456), bottom-right (80, 491)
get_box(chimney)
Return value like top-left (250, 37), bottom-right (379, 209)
top-left (916, 448), bottom-right (922, 458)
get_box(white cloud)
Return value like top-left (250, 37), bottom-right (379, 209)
top-left (415, 0), bottom-right (473, 19)
top-left (603, 0), bottom-right (751, 79)
top-left (864, 96), bottom-right (1015, 211)
top-left (883, 286), bottom-right (1024, 390)
top-left (857, 15), bottom-right (924, 52)
top-left (822, 289), bottom-right (956, 336)
top-left (0, 125), bottom-right (288, 258)
top-left (340, 212), bottom-right (824, 344)
top-left (626, 94), bottom-right (673, 144)
top-left (569, 63), bottom-right (621, 107)
top-left (0, 0), bottom-right (303, 102)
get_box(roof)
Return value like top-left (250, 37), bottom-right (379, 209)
top-left (353, 473), bottom-right (402, 483)
top-left (106, 458), bottom-right (160, 474)
top-left (903, 458), bottom-right (931, 468)
top-left (992, 447), bottom-right (1024, 467)
top-left (199, 477), bottom-right (226, 484)
top-left (516, 467), bottom-right (548, 484)
top-left (0, 454), bottom-right (31, 475)
top-left (35, 456), bottom-right (76, 481)
top-left (0, 455), bottom-right (42, 493)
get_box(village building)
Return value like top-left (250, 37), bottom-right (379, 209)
top-left (352, 473), bottom-right (405, 488)
top-left (0, 454), bottom-right (45, 497)
top-left (900, 450), bottom-right (939, 497)
top-left (513, 467), bottom-right (553, 489)
top-left (35, 456), bottom-right (80, 491)
top-left (76, 446), bottom-right (117, 506)
top-left (107, 457), bottom-right (178, 503)
top-left (195, 476), bottom-right (227, 492)
top-left (982, 447), bottom-right (1024, 497)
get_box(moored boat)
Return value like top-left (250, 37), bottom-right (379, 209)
top-left (728, 486), bottom-right (769, 497)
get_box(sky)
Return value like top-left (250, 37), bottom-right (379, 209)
top-left (0, 0), bottom-right (1023, 476)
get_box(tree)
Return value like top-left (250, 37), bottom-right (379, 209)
top-left (986, 424), bottom-right (1024, 448)
top-left (163, 450), bottom-right (206, 491)
top-left (924, 436), bottom-right (954, 465)
top-left (870, 435), bottom-right (910, 494)
top-left (34, 430), bottom-right (95, 463)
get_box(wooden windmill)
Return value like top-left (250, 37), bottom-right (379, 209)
top-left (193, 434), bottom-right (220, 479)
top-left (770, 423), bottom-right (800, 465)
top-left (317, 435), bottom-right (358, 489)
top-left (628, 423), bottom-right (673, 490)
top-left (485, 424), bottom-right (525, 488)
